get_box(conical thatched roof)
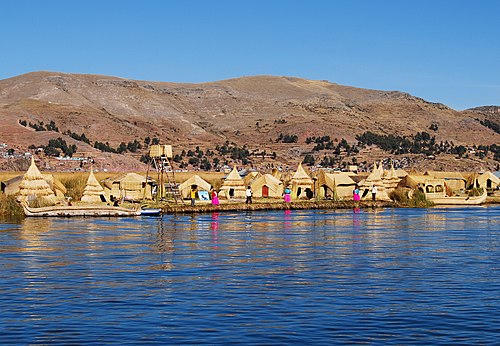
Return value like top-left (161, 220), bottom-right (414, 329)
top-left (223, 166), bottom-right (246, 186)
top-left (358, 161), bottom-right (390, 200)
top-left (378, 162), bottom-right (384, 177)
top-left (17, 157), bottom-right (57, 206)
top-left (291, 163), bottom-right (313, 184)
top-left (360, 162), bottom-right (383, 186)
top-left (383, 164), bottom-right (401, 190)
top-left (81, 169), bottom-right (105, 203)
top-left (219, 166), bottom-right (246, 198)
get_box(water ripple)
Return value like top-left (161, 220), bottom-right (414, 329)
top-left (0, 206), bottom-right (499, 344)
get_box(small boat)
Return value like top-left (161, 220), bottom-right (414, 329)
top-left (22, 203), bottom-right (141, 217)
top-left (419, 179), bottom-right (488, 205)
top-left (140, 208), bottom-right (162, 216)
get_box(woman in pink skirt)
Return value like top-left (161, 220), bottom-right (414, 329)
top-left (211, 189), bottom-right (220, 206)
top-left (283, 186), bottom-right (292, 203)
top-left (353, 186), bottom-right (361, 201)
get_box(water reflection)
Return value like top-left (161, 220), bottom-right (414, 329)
top-left (0, 207), bottom-right (499, 344)
top-left (211, 212), bottom-right (219, 246)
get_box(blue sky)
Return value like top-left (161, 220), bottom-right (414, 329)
top-left (1, 0), bottom-right (499, 110)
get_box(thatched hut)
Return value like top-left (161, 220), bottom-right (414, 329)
top-left (250, 174), bottom-right (283, 198)
top-left (17, 157), bottom-right (57, 206)
top-left (2, 173), bottom-right (66, 198)
top-left (244, 171), bottom-right (261, 186)
top-left (383, 164), bottom-right (402, 193)
top-left (219, 166), bottom-right (246, 199)
top-left (478, 171), bottom-right (500, 190)
top-left (397, 174), bottom-right (429, 189)
top-left (358, 162), bottom-right (390, 201)
top-left (81, 169), bottom-right (106, 203)
top-left (290, 163), bottom-right (314, 199)
top-left (466, 171), bottom-right (500, 191)
top-left (316, 170), bottom-right (356, 200)
top-left (271, 168), bottom-right (282, 181)
top-left (424, 171), bottom-right (466, 192)
top-left (179, 175), bottom-right (212, 199)
top-left (102, 173), bottom-right (153, 201)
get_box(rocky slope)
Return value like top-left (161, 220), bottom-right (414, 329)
top-left (0, 71), bottom-right (498, 171)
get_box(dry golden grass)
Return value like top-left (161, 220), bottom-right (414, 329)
top-left (0, 171), bottom-right (22, 182)
top-left (0, 192), bottom-right (23, 216)
top-left (54, 172), bottom-right (115, 201)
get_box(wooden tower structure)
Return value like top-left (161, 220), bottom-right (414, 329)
top-left (148, 144), bottom-right (183, 204)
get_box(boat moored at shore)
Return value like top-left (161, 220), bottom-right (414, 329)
top-left (22, 203), bottom-right (141, 217)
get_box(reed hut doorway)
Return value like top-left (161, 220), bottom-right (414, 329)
top-left (305, 188), bottom-right (313, 199)
top-left (262, 185), bottom-right (269, 197)
top-left (322, 185), bottom-right (329, 198)
top-left (229, 188), bottom-right (235, 198)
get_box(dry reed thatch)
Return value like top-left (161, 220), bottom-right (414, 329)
top-left (219, 166), bottom-right (246, 198)
top-left (81, 169), bottom-right (105, 203)
top-left (17, 157), bottom-right (57, 206)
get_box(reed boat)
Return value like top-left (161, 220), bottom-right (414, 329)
top-left (426, 190), bottom-right (487, 205)
top-left (22, 203), bottom-right (141, 217)
top-left (419, 179), bottom-right (488, 205)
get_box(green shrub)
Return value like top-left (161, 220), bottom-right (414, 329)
top-left (390, 188), bottom-right (433, 207)
top-left (468, 187), bottom-right (484, 197)
top-left (408, 189), bottom-right (433, 208)
top-left (389, 188), bottom-right (409, 204)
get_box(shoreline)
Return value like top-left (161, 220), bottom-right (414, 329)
top-left (160, 200), bottom-right (398, 214)
top-left (1, 197), bottom-right (499, 218)
top-left (158, 197), bottom-right (499, 215)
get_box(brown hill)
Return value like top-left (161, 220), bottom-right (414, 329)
top-left (1, 71), bottom-right (499, 172)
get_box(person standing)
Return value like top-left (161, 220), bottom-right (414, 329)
top-left (353, 186), bottom-right (360, 201)
top-left (190, 186), bottom-right (198, 206)
top-left (371, 185), bottom-right (377, 201)
top-left (245, 186), bottom-right (253, 204)
top-left (211, 189), bottom-right (220, 206)
top-left (283, 186), bottom-right (291, 203)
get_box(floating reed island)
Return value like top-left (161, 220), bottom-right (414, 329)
top-left (1, 156), bottom-right (499, 217)
top-left (159, 199), bottom-right (396, 214)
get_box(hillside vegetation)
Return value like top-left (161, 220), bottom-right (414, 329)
top-left (1, 71), bottom-right (499, 172)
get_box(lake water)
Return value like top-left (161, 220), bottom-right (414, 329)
top-left (0, 206), bottom-right (499, 344)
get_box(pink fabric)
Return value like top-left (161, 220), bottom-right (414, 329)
top-left (211, 192), bottom-right (220, 205)
top-left (353, 194), bottom-right (360, 201)
top-left (284, 194), bottom-right (291, 203)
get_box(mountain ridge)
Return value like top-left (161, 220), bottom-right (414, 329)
top-left (1, 71), bottom-right (499, 172)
